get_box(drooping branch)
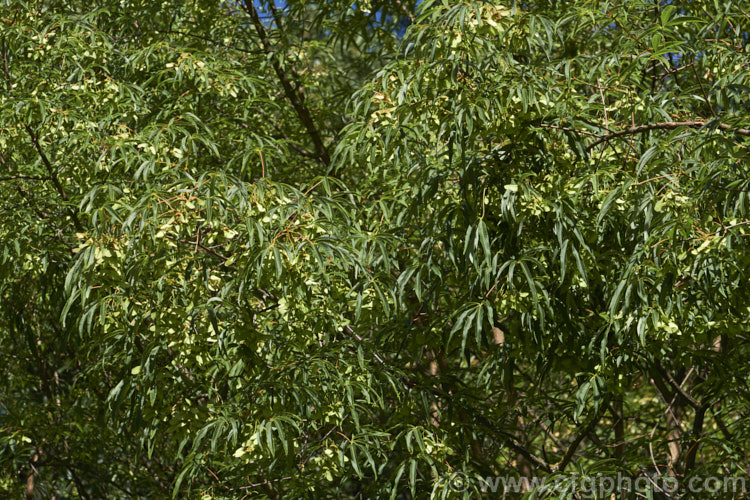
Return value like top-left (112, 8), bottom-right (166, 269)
top-left (587, 121), bottom-right (750, 150)
top-left (242, 1), bottom-right (331, 166)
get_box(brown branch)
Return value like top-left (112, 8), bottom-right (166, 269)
top-left (554, 402), bottom-right (607, 472)
top-left (505, 436), bottom-right (552, 474)
top-left (655, 364), bottom-right (701, 410)
top-left (587, 121), bottom-right (750, 150)
top-left (683, 404), bottom-right (708, 474)
top-left (710, 406), bottom-right (733, 441)
top-left (68, 466), bottom-right (93, 500)
top-left (661, 62), bottom-right (695, 81)
top-left (242, 1), bottom-right (330, 166)
top-left (25, 451), bottom-right (40, 500)
top-left (1, 41), bottom-right (9, 92)
top-left (650, 367), bottom-right (693, 475)
top-left (141, 454), bottom-right (171, 493)
top-left (23, 124), bottom-right (85, 232)
top-left (613, 398), bottom-right (625, 461)
top-left (237, 475), bottom-right (293, 490)
top-left (710, 220), bottom-right (750, 236)
top-left (165, 234), bottom-right (231, 263)
top-left (344, 325), bottom-right (386, 366)
top-left (537, 123), bottom-right (603, 137)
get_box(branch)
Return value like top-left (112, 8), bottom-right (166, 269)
top-left (67, 466), bottom-right (93, 500)
top-left (23, 124), bottom-right (84, 232)
top-left (0, 174), bottom-right (48, 181)
top-left (612, 398), bottom-right (625, 461)
top-left (140, 454), bottom-right (171, 493)
top-left (242, 1), bottom-right (330, 166)
top-left (554, 403), bottom-right (607, 472)
top-left (587, 121), bottom-right (750, 150)
top-left (393, 0), bottom-right (415, 20)
top-left (162, 30), bottom-right (264, 55)
top-left (343, 325), bottom-right (386, 365)
top-left (537, 123), bottom-right (603, 137)
top-left (164, 233), bottom-right (231, 263)
top-left (505, 437), bottom-right (553, 473)
top-left (237, 476), bottom-right (293, 490)
top-left (710, 406), bottom-right (733, 441)
top-left (683, 404), bottom-right (707, 474)
top-left (655, 364), bottom-right (701, 410)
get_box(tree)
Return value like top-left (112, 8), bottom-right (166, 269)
top-left (1, 0), bottom-right (748, 498)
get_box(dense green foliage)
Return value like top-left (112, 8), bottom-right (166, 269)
top-left (1, 0), bottom-right (749, 498)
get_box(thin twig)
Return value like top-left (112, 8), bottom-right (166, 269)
top-left (0, 174), bottom-right (48, 181)
top-left (587, 121), bottom-right (750, 150)
top-left (537, 123), bottom-right (603, 137)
